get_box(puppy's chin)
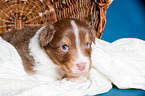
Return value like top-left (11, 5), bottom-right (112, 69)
top-left (66, 72), bottom-right (84, 77)
top-left (62, 66), bottom-right (90, 78)
top-left (66, 73), bottom-right (88, 83)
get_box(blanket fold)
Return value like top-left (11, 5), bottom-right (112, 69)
top-left (92, 38), bottom-right (145, 90)
top-left (0, 37), bottom-right (145, 96)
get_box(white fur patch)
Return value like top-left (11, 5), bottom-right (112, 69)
top-left (29, 26), bottom-right (64, 81)
top-left (70, 20), bottom-right (90, 74)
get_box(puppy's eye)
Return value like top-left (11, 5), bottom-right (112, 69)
top-left (61, 45), bottom-right (68, 51)
top-left (86, 43), bottom-right (90, 48)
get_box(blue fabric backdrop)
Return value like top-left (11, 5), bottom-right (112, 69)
top-left (102, 0), bottom-right (145, 42)
top-left (95, 0), bottom-right (145, 96)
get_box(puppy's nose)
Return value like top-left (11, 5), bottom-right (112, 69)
top-left (77, 63), bottom-right (86, 71)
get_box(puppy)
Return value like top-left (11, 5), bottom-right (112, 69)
top-left (0, 18), bottom-right (96, 83)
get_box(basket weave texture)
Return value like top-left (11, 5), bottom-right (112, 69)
top-left (0, 0), bottom-right (113, 38)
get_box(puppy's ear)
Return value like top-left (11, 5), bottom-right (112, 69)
top-left (39, 24), bottom-right (56, 47)
top-left (84, 17), bottom-right (96, 43)
top-left (89, 27), bottom-right (96, 44)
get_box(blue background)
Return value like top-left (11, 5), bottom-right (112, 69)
top-left (102, 0), bottom-right (145, 42)
top-left (95, 0), bottom-right (145, 96)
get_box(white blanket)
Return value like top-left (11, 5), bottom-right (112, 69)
top-left (0, 37), bottom-right (145, 96)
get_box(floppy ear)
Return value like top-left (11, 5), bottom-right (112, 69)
top-left (39, 24), bottom-right (56, 47)
top-left (89, 27), bottom-right (96, 44)
top-left (84, 17), bottom-right (96, 43)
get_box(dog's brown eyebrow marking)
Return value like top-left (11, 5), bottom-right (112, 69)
top-left (61, 36), bottom-right (71, 46)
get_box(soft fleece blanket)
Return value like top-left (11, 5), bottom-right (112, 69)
top-left (0, 37), bottom-right (145, 96)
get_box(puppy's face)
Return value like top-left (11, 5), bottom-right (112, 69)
top-left (39, 18), bottom-right (96, 77)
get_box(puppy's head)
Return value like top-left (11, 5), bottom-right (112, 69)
top-left (39, 18), bottom-right (96, 77)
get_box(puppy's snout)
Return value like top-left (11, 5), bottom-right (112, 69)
top-left (77, 63), bottom-right (86, 71)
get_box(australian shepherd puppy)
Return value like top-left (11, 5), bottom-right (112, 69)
top-left (1, 18), bottom-right (96, 83)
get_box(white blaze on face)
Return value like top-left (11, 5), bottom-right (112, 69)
top-left (70, 20), bottom-right (90, 74)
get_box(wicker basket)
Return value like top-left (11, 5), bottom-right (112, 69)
top-left (0, 0), bottom-right (113, 38)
